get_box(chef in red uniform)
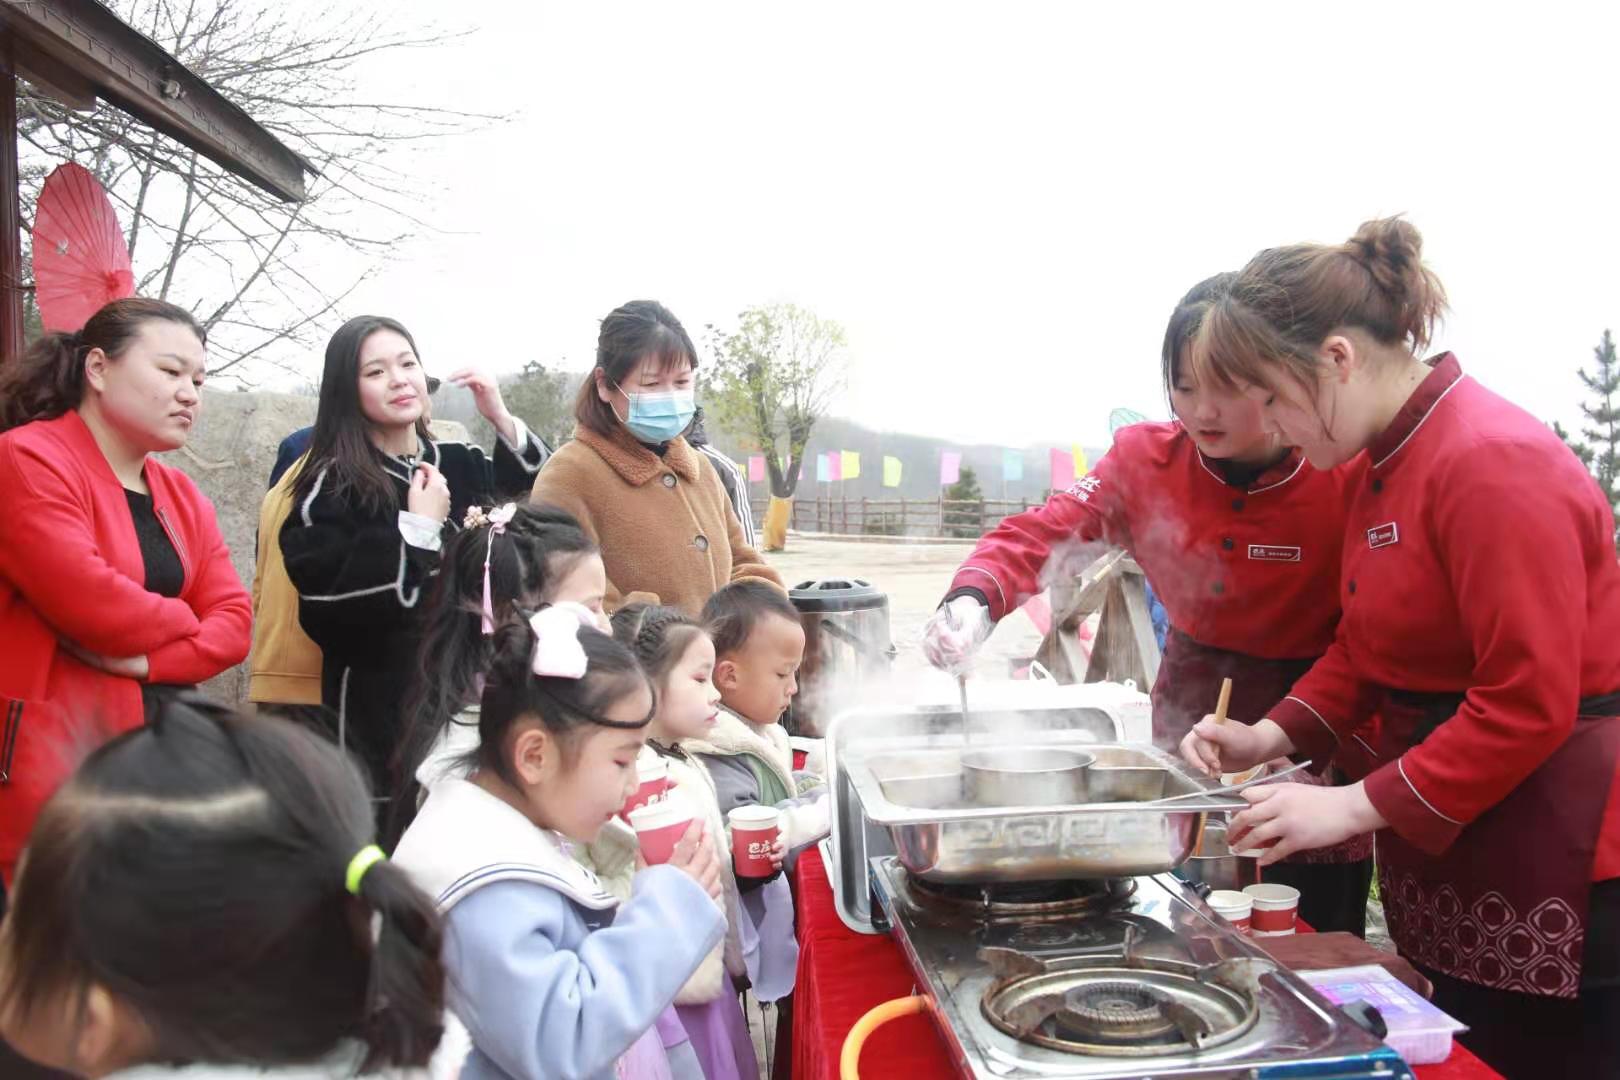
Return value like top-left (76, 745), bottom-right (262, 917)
top-left (924, 273), bottom-right (1376, 936)
top-left (1181, 217), bottom-right (1620, 1078)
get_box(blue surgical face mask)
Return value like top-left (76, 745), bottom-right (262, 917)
top-left (615, 383), bottom-right (697, 443)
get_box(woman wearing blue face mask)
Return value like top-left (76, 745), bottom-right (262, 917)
top-left (531, 299), bottom-right (783, 616)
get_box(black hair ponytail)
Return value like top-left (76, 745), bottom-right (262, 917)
top-left (347, 858), bottom-right (445, 1070)
top-left (0, 694), bottom-right (445, 1071)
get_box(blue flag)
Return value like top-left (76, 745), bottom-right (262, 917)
top-left (1002, 449), bottom-right (1024, 482)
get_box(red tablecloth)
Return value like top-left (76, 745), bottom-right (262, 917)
top-left (790, 845), bottom-right (1500, 1080)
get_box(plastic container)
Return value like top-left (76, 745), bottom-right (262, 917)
top-left (1297, 963), bottom-right (1469, 1065)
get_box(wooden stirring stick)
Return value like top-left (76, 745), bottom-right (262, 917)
top-left (1212, 676), bottom-right (1263, 784)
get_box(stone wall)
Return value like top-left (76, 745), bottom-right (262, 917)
top-left (155, 389), bottom-right (468, 703)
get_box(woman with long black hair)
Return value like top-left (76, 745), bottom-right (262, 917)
top-left (280, 315), bottom-right (548, 806)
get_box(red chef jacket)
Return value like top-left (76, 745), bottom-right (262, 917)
top-left (950, 420), bottom-right (1351, 661)
top-left (1268, 354), bottom-right (1620, 880)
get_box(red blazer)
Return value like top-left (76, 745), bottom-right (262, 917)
top-left (949, 421), bottom-right (1351, 659)
top-left (1268, 355), bottom-right (1620, 876)
top-left (0, 411), bottom-right (251, 878)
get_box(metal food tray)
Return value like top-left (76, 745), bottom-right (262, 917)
top-left (845, 739), bottom-right (1228, 882)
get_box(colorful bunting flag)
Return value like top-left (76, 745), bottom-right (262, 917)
top-left (1049, 447), bottom-right (1075, 490)
top-left (816, 453), bottom-right (831, 483)
top-left (1073, 444), bottom-right (1089, 477)
top-left (1002, 449), bottom-right (1024, 482)
top-left (747, 455), bottom-right (766, 483)
top-left (827, 451), bottom-right (842, 482)
top-left (883, 456), bottom-right (902, 488)
top-left (940, 451), bottom-right (962, 486)
top-left (841, 450), bottom-right (860, 480)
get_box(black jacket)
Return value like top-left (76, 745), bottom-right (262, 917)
top-left (279, 426), bottom-right (547, 796)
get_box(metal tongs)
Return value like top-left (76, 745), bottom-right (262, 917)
top-left (1148, 760), bottom-right (1313, 805)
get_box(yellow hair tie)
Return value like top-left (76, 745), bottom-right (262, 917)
top-left (345, 844), bottom-right (387, 896)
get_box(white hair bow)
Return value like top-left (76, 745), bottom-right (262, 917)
top-left (529, 601), bottom-right (598, 679)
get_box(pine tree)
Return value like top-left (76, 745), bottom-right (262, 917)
top-left (1555, 329), bottom-right (1620, 548)
top-left (945, 464), bottom-right (984, 503)
top-left (943, 465), bottom-right (986, 538)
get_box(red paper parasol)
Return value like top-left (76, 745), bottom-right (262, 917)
top-left (33, 162), bottom-right (136, 333)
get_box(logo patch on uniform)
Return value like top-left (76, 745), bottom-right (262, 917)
top-left (1247, 544), bottom-right (1301, 562)
top-left (1066, 474), bottom-right (1101, 502)
top-left (1367, 522), bottom-right (1400, 549)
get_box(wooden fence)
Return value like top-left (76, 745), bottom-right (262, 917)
top-left (748, 494), bottom-right (1051, 539)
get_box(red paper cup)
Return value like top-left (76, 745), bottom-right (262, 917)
top-left (728, 805), bottom-right (781, 878)
top-left (629, 795), bottom-right (693, 866)
top-left (1206, 889), bottom-right (1253, 934)
top-left (1244, 883), bottom-right (1300, 934)
top-left (620, 755), bottom-right (670, 821)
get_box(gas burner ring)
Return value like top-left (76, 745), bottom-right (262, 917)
top-left (1009, 923), bottom-right (1080, 948)
top-left (981, 959), bottom-right (1259, 1058)
top-left (903, 874), bottom-right (1138, 923)
top-left (1055, 981), bottom-right (1176, 1041)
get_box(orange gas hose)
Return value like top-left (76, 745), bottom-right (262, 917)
top-left (839, 994), bottom-right (932, 1080)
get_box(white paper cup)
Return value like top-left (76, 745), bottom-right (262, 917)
top-left (1207, 889), bottom-right (1253, 933)
top-left (1244, 883), bottom-right (1301, 934)
top-left (620, 753), bottom-right (670, 820)
top-left (728, 805), bottom-right (781, 878)
top-left (628, 792), bottom-right (694, 865)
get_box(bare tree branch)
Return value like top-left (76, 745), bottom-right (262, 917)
top-left (15, 0), bottom-right (504, 383)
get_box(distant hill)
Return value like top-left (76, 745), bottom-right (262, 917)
top-left (434, 376), bottom-right (1126, 507)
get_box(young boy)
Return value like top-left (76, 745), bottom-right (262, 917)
top-left (685, 580), bottom-right (829, 1078)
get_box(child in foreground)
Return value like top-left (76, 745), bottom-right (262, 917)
top-left (399, 502), bottom-right (607, 805)
top-left (612, 603), bottom-right (777, 1080)
top-left (393, 604), bottom-right (725, 1080)
top-left (0, 695), bottom-right (446, 1080)
top-left (687, 579), bottom-right (829, 1070)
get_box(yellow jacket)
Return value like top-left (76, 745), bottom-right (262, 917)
top-left (248, 459), bottom-right (322, 704)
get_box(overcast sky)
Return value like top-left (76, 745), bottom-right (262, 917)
top-left (344, 1), bottom-right (1620, 451)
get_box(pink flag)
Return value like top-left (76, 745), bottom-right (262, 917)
top-left (1049, 447), bottom-right (1075, 490)
top-left (940, 451), bottom-right (962, 486)
top-left (826, 451), bottom-right (843, 482)
top-left (747, 455), bottom-right (766, 482)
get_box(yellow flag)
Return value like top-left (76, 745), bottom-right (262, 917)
top-left (841, 450), bottom-right (861, 480)
top-left (1073, 444), bottom-right (1089, 477)
top-left (882, 455), bottom-right (902, 488)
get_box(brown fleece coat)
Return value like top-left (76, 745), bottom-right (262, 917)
top-left (530, 424), bottom-right (782, 615)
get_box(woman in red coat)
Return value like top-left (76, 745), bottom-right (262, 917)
top-left (1181, 218), bottom-right (1620, 1077)
top-left (924, 273), bottom-right (1375, 935)
top-left (0, 298), bottom-right (251, 886)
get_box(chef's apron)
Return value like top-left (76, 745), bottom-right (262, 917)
top-left (1153, 628), bottom-right (1373, 872)
top-left (1374, 689), bottom-right (1620, 999)
top-left (1152, 628), bottom-right (1319, 750)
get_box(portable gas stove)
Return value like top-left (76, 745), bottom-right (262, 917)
top-left (868, 856), bottom-right (1414, 1079)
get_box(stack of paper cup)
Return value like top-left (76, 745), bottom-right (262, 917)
top-left (628, 792), bottom-right (694, 865)
top-left (1207, 889), bottom-right (1253, 933)
top-left (1244, 883), bottom-right (1300, 935)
